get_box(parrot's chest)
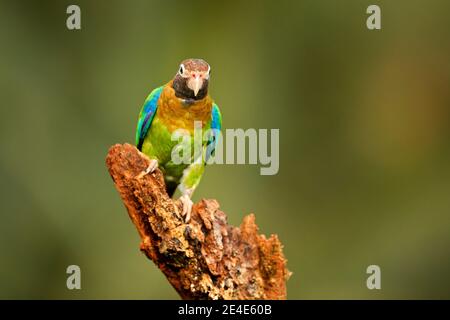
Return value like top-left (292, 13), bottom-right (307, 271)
top-left (142, 111), bottom-right (211, 166)
top-left (141, 88), bottom-right (213, 169)
top-left (157, 96), bottom-right (213, 134)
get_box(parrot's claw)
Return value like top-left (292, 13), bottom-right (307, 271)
top-left (179, 194), bottom-right (193, 223)
top-left (137, 159), bottom-right (158, 179)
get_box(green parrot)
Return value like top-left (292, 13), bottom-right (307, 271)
top-left (135, 58), bottom-right (222, 222)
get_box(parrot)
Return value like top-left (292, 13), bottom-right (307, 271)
top-left (135, 58), bottom-right (222, 222)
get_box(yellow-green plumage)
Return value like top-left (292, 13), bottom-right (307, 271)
top-left (136, 79), bottom-right (221, 197)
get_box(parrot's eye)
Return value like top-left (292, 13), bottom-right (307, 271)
top-left (179, 64), bottom-right (185, 76)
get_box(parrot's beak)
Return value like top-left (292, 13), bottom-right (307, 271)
top-left (188, 75), bottom-right (203, 97)
top-left (192, 77), bottom-right (202, 97)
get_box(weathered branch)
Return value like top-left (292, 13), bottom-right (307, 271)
top-left (106, 143), bottom-right (290, 299)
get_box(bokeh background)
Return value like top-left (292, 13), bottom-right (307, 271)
top-left (1, 0), bottom-right (450, 299)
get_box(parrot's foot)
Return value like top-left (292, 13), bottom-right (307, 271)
top-left (179, 194), bottom-right (193, 223)
top-left (136, 159), bottom-right (158, 179)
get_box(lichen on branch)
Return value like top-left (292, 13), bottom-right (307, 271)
top-left (106, 143), bottom-right (290, 300)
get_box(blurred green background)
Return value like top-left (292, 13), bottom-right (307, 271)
top-left (1, 0), bottom-right (450, 299)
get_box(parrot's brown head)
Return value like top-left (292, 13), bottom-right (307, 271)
top-left (172, 58), bottom-right (210, 101)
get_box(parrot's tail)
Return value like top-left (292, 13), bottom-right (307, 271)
top-left (165, 180), bottom-right (178, 198)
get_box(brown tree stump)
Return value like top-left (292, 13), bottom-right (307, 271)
top-left (106, 143), bottom-right (290, 299)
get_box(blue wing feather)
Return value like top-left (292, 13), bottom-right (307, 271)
top-left (205, 103), bottom-right (222, 163)
top-left (135, 86), bottom-right (164, 150)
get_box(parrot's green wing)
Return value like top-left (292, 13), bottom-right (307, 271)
top-left (135, 86), bottom-right (164, 150)
top-left (205, 103), bottom-right (222, 163)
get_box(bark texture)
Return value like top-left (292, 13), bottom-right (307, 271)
top-left (106, 143), bottom-right (290, 299)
